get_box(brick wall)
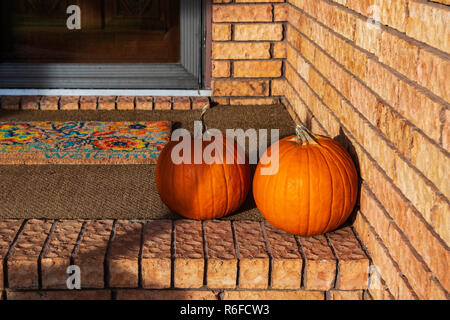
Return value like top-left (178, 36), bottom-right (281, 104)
top-left (278, 0), bottom-right (449, 300)
top-left (211, 0), bottom-right (287, 105)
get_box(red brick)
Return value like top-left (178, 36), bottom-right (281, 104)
top-left (273, 42), bottom-right (286, 59)
top-left (173, 96), bottom-right (191, 110)
top-left (327, 228), bottom-right (370, 290)
top-left (98, 96), bottom-right (116, 110)
top-left (0, 96), bottom-right (20, 110)
top-left (379, 31), bottom-right (419, 82)
top-left (213, 80), bottom-right (270, 97)
top-left (154, 96), bottom-right (172, 110)
top-left (108, 221), bottom-right (142, 288)
top-left (142, 220), bottom-right (172, 289)
top-left (229, 98), bottom-right (280, 106)
top-left (222, 290), bottom-right (324, 300)
top-left (204, 221), bottom-right (237, 289)
top-left (8, 220), bottom-right (54, 290)
top-left (328, 290), bottom-right (363, 300)
top-left (234, 24), bottom-right (283, 41)
top-left (417, 48), bottom-right (449, 103)
top-left (213, 42), bottom-right (271, 60)
top-left (234, 221), bottom-right (269, 289)
top-left (397, 80), bottom-right (442, 142)
top-left (116, 289), bottom-right (218, 300)
top-left (234, 61), bottom-right (282, 78)
top-left (6, 290), bottom-right (111, 300)
top-left (0, 220), bottom-right (23, 290)
top-left (73, 220), bottom-right (113, 289)
top-left (135, 96), bottom-right (153, 110)
top-left (298, 235), bottom-right (336, 290)
top-left (192, 97), bottom-right (210, 110)
top-left (212, 23), bottom-right (231, 41)
top-left (41, 220), bottom-right (83, 289)
top-left (174, 220), bottom-right (204, 289)
top-left (21, 96), bottom-right (41, 110)
top-left (60, 96), bottom-right (79, 110)
top-left (40, 96), bottom-right (60, 110)
top-left (353, 213), bottom-right (419, 300)
top-left (117, 96), bottom-right (135, 110)
top-left (213, 4), bottom-right (273, 22)
top-left (264, 223), bottom-right (302, 289)
top-left (80, 96), bottom-right (97, 110)
top-left (212, 60), bottom-right (231, 78)
top-left (407, 0), bottom-right (450, 54)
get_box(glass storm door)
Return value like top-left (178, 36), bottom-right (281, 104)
top-left (0, 0), bottom-right (202, 89)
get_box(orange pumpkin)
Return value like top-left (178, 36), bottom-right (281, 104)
top-left (253, 124), bottom-right (358, 236)
top-left (156, 130), bottom-right (251, 220)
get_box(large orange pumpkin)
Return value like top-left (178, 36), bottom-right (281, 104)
top-left (253, 125), bottom-right (358, 236)
top-left (156, 128), bottom-right (251, 220)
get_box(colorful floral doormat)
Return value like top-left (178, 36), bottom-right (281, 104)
top-left (0, 121), bottom-right (171, 164)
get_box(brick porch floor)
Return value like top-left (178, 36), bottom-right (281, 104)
top-left (0, 219), bottom-right (374, 300)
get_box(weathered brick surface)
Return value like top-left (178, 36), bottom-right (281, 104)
top-left (109, 220), bottom-right (142, 288)
top-left (298, 235), bottom-right (336, 291)
top-left (117, 289), bottom-right (218, 300)
top-left (117, 96), bottom-right (135, 110)
top-left (191, 97), bottom-right (211, 110)
top-left (234, 24), bottom-right (284, 41)
top-left (142, 220), bottom-right (172, 289)
top-left (213, 42), bottom-right (271, 60)
top-left (0, 220), bottom-right (23, 290)
top-left (80, 96), bottom-right (97, 110)
top-left (172, 97), bottom-right (191, 110)
top-left (234, 221), bottom-right (269, 289)
top-left (327, 228), bottom-right (369, 290)
top-left (136, 96), bottom-right (153, 110)
top-left (213, 80), bottom-right (270, 97)
top-left (98, 96), bottom-right (116, 110)
top-left (213, 4), bottom-right (273, 23)
top-left (222, 290), bottom-right (324, 300)
top-left (73, 220), bottom-right (113, 289)
top-left (21, 96), bottom-right (41, 110)
top-left (285, 0), bottom-right (450, 300)
top-left (234, 61), bottom-right (283, 78)
top-left (41, 220), bottom-right (83, 289)
top-left (328, 290), bottom-right (364, 300)
top-left (174, 220), bottom-right (204, 289)
top-left (8, 220), bottom-right (54, 290)
top-left (204, 221), bottom-right (237, 289)
top-left (154, 97), bottom-right (172, 110)
top-left (40, 96), bottom-right (59, 110)
top-left (263, 223), bottom-right (302, 289)
top-left (60, 96), bottom-right (79, 110)
top-left (0, 96), bottom-right (20, 110)
top-left (6, 290), bottom-right (111, 300)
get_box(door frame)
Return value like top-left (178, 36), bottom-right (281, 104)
top-left (0, 0), bottom-right (204, 90)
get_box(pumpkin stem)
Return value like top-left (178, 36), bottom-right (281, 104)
top-left (294, 124), bottom-right (319, 145)
top-left (200, 104), bottom-right (209, 134)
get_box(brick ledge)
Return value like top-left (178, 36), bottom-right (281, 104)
top-left (0, 219), bottom-right (371, 300)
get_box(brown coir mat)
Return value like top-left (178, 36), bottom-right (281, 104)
top-left (0, 105), bottom-right (296, 220)
top-left (0, 121), bottom-right (171, 164)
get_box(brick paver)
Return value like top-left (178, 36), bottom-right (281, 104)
top-left (204, 220), bottom-right (237, 289)
top-left (142, 220), bottom-right (172, 289)
top-left (174, 220), bottom-right (204, 288)
top-left (233, 221), bottom-right (269, 289)
top-left (298, 235), bottom-right (337, 290)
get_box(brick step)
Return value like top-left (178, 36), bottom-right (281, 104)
top-left (0, 219), bottom-right (371, 300)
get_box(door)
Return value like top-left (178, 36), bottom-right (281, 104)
top-left (0, 0), bottom-right (202, 89)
